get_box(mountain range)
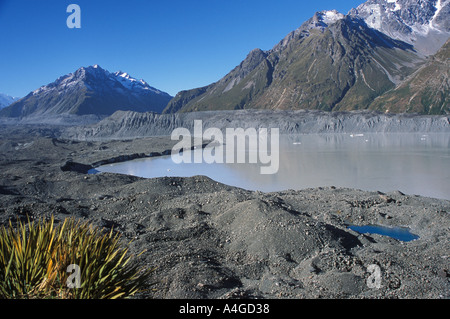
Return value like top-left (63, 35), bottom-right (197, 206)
top-left (0, 65), bottom-right (172, 118)
top-left (1, 0), bottom-right (448, 119)
top-left (164, 0), bottom-right (449, 115)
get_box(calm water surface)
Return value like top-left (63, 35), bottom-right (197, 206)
top-left (95, 133), bottom-right (450, 200)
top-left (348, 225), bottom-right (420, 242)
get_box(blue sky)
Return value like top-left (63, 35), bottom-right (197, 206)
top-left (0, 0), bottom-right (363, 98)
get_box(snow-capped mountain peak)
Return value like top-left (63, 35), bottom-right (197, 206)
top-left (302, 9), bottom-right (345, 31)
top-left (30, 65), bottom-right (167, 98)
top-left (1, 65), bottom-right (173, 118)
top-left (319, 10), bottom-right (345, 25)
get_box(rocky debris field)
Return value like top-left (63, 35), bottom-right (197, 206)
top-left (61, 109), bottom-right (450, 140)
top-left (0, 125), bottom-right (448, 299)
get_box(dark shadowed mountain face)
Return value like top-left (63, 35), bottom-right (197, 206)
top-left (163, 0), bottom-right (449, 115)
top-left (0, 65), bottom-right (172, 118)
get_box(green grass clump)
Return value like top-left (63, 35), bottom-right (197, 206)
top-left (0, 216), bottom-right (154, 299)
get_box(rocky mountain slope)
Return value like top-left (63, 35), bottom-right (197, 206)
top-left (349, 0), bottom-right (450, 55)
top-left (164, 0), bottom-right (449, 115)
top-left (0, 65), bottom-right (172, 119)
top-left (370, 39), bottom-right (450, 114)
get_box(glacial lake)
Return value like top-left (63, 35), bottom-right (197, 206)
top-left (94, 133), bottom-right (450, 200)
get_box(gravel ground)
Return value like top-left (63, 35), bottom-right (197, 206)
top-left (0, 125), bottom-right (448, 299)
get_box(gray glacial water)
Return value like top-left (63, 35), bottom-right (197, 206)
top-left (95, 133), bottom-right (450, 200)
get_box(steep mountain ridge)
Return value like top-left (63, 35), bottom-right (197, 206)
top-left (163, 0), bottom-right (449, 115)
top-left (164, 14), bottom-right (425, 113)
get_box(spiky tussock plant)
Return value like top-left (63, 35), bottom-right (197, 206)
top-left (0, 216), bottom-right (154, 299)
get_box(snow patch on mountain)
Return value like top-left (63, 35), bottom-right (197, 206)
top-left (430, 0), bottom-right (445, 29)
top-left (320, 10), bottom-right (345, 25)
top-left (113, 71), bottom-right (164, 95)
top-left (386, 0), bottom-right (402, 11)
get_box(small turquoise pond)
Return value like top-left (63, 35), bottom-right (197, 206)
top-left (348, 225), bottom-right (419, 242)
